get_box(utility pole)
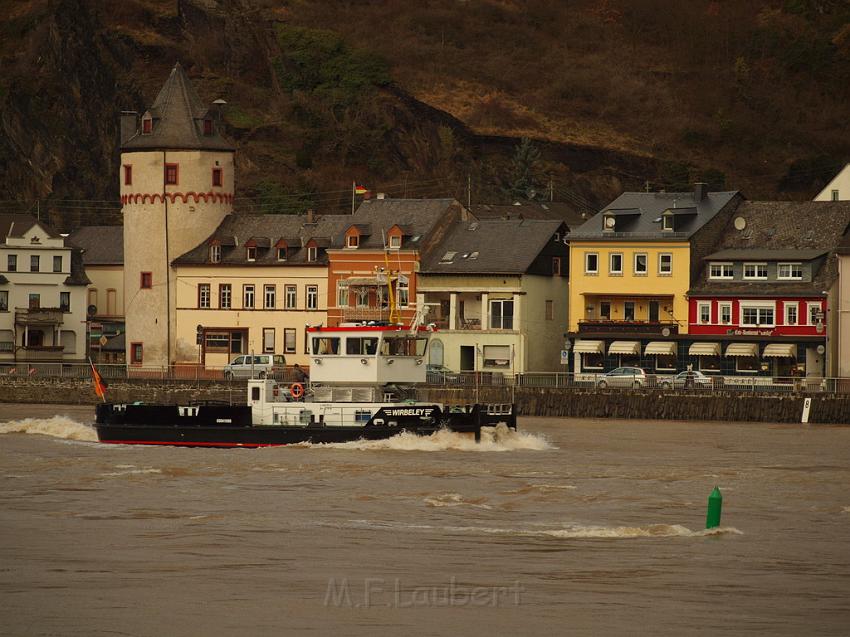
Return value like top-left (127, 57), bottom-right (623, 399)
top-left (467, 174), bottom-right (471, 209)
top-left (549, 176), bottom-right (554, 202)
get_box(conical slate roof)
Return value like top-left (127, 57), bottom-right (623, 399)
top-left (122, 63), bottom-right (234, 152)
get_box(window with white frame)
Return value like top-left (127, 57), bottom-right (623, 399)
top-left (808, 302), bottom-right (822, 325)
top-left (264, 285), bottom-right (276, 309)
top-left (219, 284), bottom-right (231, 309)
top-left (246, 246), bottom-right (257, 262)
top-left (337, 281), bottom-right (348, 307)
top-left (198, 284), bottom-right (210, 308)
top-left (634, 253), bottom-right (648, 275)
top-left (698, 302), bottom-right (711, 324)
top-left (778, 263), bottom-right (803, 280)
top-left (277, 247), bottom-right (287, 261)
top-left (307, 246), bottom-right (318, 262)
top-left (284, 328), bottom-right (296, 354)
top-left (263, 328), bottom-right (275, 353)
top-left (719, 302), bottom-right (732, 325)
top-left (659, 253), bottom-right (672, 275)
top-left (743, 263), bottom-right (768, 279)
top-left (662, 214), bottom-right (674, 231)
top-left (609, 252), bottom-right (623, 275)
top-left (389, 234), bottom-right (401, 249)
top-left (346, 234), bottom-right (359, 248)
top-left (709, 262), bottom-right (733, 279)
top-left (285, 285), bottom-right (297, 309)
top-left (489, 299), bottom-right (514, 329)
top-left (832, 189), bottom-right (839, 201)
top-left (741, 303), bottom-right (775, 326)
top-left (396, 280), bottom-right (409, 307)
top-left (785, 302), bottom-right (798, 325)
top-left (243, 284), bottom-right (255, 309)
top-left (356, 287), bottom-right (369, 307)
top-left (483, 345), bottom-right (511, 368)
top-left (585, 252), bottom-right (598, 274)
top-left (210, 244), bottom-right (221, 263)
top-left (306, 285), bottom-right (318, 310)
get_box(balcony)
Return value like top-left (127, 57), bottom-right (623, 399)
top-left (577, 319), bottom-right (680, 335)
top-left (16, 346), bottom-right (65, 361)
top-left (15, 307), bottom-right (65, 326)
top-left (341, 307), bottom-right (391, 322)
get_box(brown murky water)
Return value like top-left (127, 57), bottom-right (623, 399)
top-left (1, 403), bottom-right (849, 636)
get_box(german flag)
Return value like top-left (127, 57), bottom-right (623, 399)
top-left (89, 358), bottom-right (108, 402)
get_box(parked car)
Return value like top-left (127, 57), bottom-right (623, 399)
top-left (426, 364), bottom-right (460, 383)
top-left (224, 354), bottom-right (286, 380)
top-left (596, 367), bottom-right (648, 389)
top-left (660, 370), bottom-right (713, 389)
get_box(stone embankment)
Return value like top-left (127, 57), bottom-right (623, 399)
top-left (1, 378), bottom-right (848, 424)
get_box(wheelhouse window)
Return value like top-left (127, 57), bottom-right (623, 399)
top-left (164, 163), bottom-right (178, 186)
top-left (609, 253), bottom-right (623, 275)
top-left (285, 285), bottom-right (297, 309)
top-left (709, 263), bottom-right (733, 279)
top-left (123, 165), bottom-right (132, 186)
top-left (312, 337), bottom-right (340, 355)
top-left (381, 336), bottom-right (428, 356)
top-left (743, 263), bottom-right (768, 280)
top-left (264, 285), bottom-right (276, 309)
top-left (210, 244), bottom-right (221, 263)
top-left (243, 284), bottom-right (255, 309)
top-left (198, 284), bottom-right (211, 308)
top-left (53, 256), bottom-right (62, 272)
top-left (140, 272), bottom-right (152, 289)
top-left (634, 253), bottom-right (648, 275)
top-left (219, 284), bottom-right (232, 309)
top-left (659, 253), bottom-right (672, 275)
top-left (346, 337), bottom-right (378, 355)
top-left (778, 263), bottom-right (803, 280)
top-left (490, 299), bottom-right (514, 330)
top-left (212, 167), bottom-right (223, 187)
top-left (585, 252), bottom-right (598, 275)
top-left (306, 285), bottom-right (318, 310)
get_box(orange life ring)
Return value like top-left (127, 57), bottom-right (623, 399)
top-left (290, 382), bottom-right (304, 399)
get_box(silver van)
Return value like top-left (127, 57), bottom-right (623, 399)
top-left (224, 354), bottom-right (286, 379)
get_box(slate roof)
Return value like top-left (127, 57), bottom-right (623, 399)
top-left (68, 226), bottom-right (124, 264)
top-left (122, 63), bottom-right (234, 152)
top-left (568, 190), bottom-right (740, 240)
top-left (420, 218), bottom-right (565, 274)
top-left (0, 213), bottom-right (59, 241)
top-left (173, 213), bottom-right (353, 265)
top-left (703, 248), bottom-right (828, 261)
top-left (335, 199), bottom-right (461, 249)
top-left (470, 202), bottom-right (586, 227)
top-left (689, 200), bottom-right (850, 297)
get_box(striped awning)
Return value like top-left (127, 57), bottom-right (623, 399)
top-left (608, 341), bottom-right (640, 355)
top-left (573, 340), bottom-right (604, 354)
top-left (762, 344), bottom-right (797, 359)
top-left (644, 341), bottom-right (676, 356)
top-left (725, 343), bottom-right (758, 358)
top-left (689, 342), bottom-right (720, 356)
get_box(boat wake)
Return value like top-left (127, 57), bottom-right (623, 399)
top-left (0, 416), bottom-right (98, 442)
top-left (424, 493), bottom-right (493, 509)
top-left (313, 425), bottom-right (553, 452)
top-left (345, 519), bottom-right (743, 539)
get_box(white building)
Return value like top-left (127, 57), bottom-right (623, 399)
top-left (0, 214), bottom-right (89, 364)
top-left (814, 164), bottom-right (850, 202)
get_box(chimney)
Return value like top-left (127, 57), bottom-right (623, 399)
top-left (694, 182), bottom-right (708, 201)
top-left (306, 209), bottom-right (315, 224)
top-left (120, 111), bottom-right (138, 145)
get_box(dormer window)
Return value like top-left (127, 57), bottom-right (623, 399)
top-left (662, 215), bottom-right (674, 231)
top-left (210, 244), bottom-right (221, 263)
top-left (347, 234), bottom-right (359, 248)
top-left (603, 215), bottom-right (616, 231)
top-left (307, 246), bottom-right (318, 262)
top-left (389, 234), bottom-right (401, 249)
top-left (277, 247), bottom-right (287, 261)
top-left (203, 119), bottom-right (213, 135)
top-left (246, 246), bottom-right (257, 262)
top-left (142, 117), bottom-right (152, 135)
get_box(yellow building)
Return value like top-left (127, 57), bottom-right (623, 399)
top-left (567, 186), bottom-right (741, 372)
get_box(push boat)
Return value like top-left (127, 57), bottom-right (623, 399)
top-left (94, 323), bottom-right (517, 447)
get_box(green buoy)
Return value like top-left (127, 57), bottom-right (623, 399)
top-left (706, 486), bottom-right (722, 529)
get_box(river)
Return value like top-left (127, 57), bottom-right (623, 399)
top-left (1, 404), bottom-right (849, 636)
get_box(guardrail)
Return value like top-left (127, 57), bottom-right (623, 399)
top-left (0, 362), bottom-right (302, 383)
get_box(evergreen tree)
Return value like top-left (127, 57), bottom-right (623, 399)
top-left (507, 137), bottom-right (542, 201)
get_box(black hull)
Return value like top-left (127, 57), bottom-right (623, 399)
top-left (94, 402), bottom-right (515, 448)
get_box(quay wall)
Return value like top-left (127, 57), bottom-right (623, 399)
top-left (1, 378), bottom-right (848, 424)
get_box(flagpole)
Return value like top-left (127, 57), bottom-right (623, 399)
top-left (89, 356), bottom-right (106, 403)
top-left (352, 181), bottom-right (355, 215)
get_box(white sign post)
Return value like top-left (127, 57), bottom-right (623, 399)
top-left (801, 397), bottom-right (812, 424)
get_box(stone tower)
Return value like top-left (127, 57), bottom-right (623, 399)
top-left (119, 63), bottom-right (234, 367)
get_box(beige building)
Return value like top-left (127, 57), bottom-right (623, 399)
top-left (119, 63), bottom-right (235, 367)
top-left (814, 164), bottom-right (850, 202)
top-left (0, 214), bottom-right (89, 364)
top-left (417, 218), bottom-right (569, 374)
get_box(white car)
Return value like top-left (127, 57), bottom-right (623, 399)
top-left (660, 370), bottom-right (713, 389)
top-left (224, 354), bottom-right (286, 380)
top-left (596, 367), bottom-right (648, 389)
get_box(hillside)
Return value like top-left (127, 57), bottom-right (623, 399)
top-left (1, 0), bottom-right (849, 231)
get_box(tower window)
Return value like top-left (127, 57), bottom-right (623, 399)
top-left (203, 119), bottom-right (213, 135)
top-left (142, 118), bottom-right (152, 135)
top-left (123, 165), bottom-right (132, 186)
top-left (212, 167), bottom-right (223, 187)
top-left (164, 163), bottom-right (178, 185)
